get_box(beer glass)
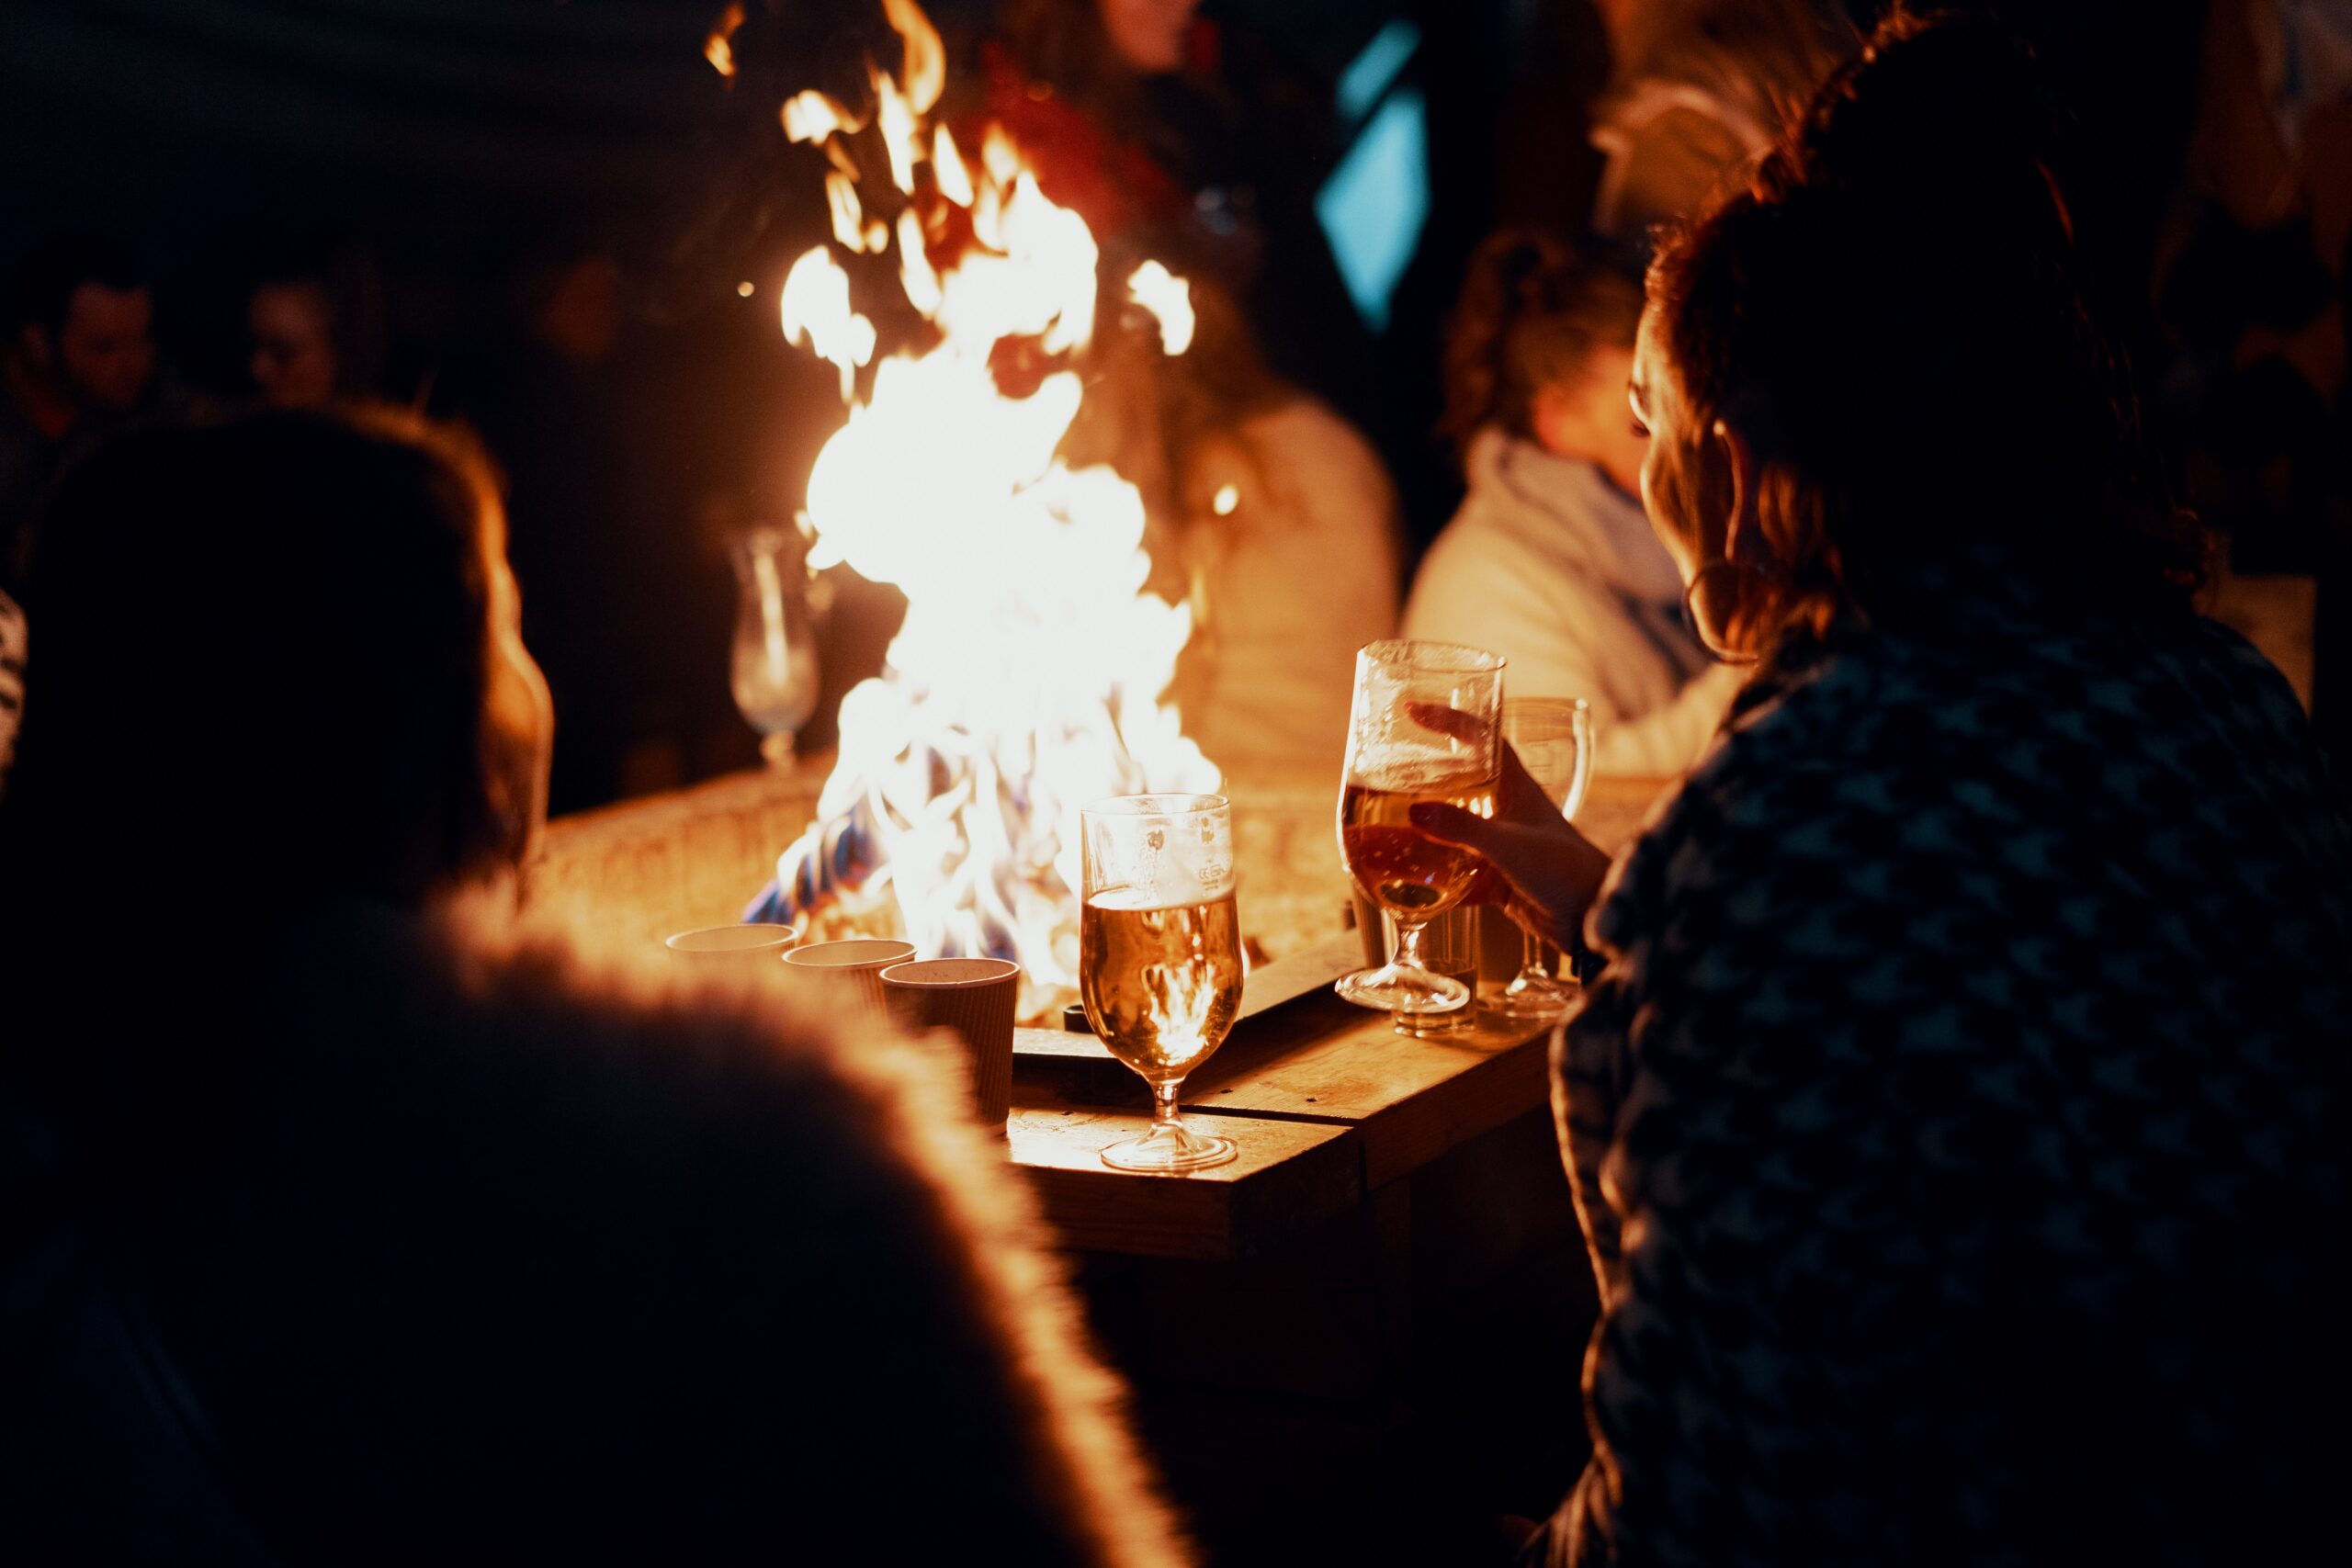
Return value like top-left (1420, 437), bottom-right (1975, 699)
top-left (1493, 698), bottom-right (1593, 1018)
top-left (1079, 794), bottom-right (1243, 1172)
top-left (1335, 640), bottom-right (1505, 1014)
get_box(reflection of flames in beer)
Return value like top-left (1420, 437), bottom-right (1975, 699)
top-left (742, 0), bottom-right (1218, 1016)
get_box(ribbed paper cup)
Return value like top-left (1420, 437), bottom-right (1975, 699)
top-left (779, 938), bottom-right (915, 1023)
top-left (664, 922), bottom-right (802, 959)
top-left (880, 957), bottom-right (1020, 1129)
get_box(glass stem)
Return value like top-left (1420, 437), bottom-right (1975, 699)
top-left (1152, 1078), bottom-right (1182, 1133)
top-left (1520, 925), bottom-right (1546, 983)
top-left (1394, 919), bottom-right (1429, 973)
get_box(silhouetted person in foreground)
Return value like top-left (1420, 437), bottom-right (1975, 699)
top-left (1409, 15), bottom-right (2351, 1565)
top-left (0, 410), bottom-right (1189, 1567)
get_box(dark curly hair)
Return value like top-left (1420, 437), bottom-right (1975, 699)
top-left (1645, 8), bottom-right (2207, 651)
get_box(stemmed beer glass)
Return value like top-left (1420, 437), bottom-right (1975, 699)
top-left (1079, 794), bottom-right (1244, 1172)
top-left (1493, 697), bottom-right (1593, 1018)
top-left (729, 525), bottom-right (820, 768)
top-left (1335, 640), bottom-right (1506, 1014)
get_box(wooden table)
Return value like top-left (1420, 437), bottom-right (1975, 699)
top-left (530, 762), bottom-right (1673, 1564)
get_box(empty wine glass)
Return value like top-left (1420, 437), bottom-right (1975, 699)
top-left (1334, 640), bottom-right (1506, 1015)
top-left (729, 525), bottom-right (819, 767)
top-left (1492, 697), bottom-right (1593, 1019)
top-left (1080, 794), bottom-right (1244, 1172)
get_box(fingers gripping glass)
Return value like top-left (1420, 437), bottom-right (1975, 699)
top-left (1079, 794), bottom-right (1243, 1172)
top-left (1492, 698), bottom-right (1593, 1020)
top-left (1334, 640), bottom-right (1506, 1015)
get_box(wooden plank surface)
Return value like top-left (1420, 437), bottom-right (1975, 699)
top-left (1189, 1002), bottom-right (1556, 1189)
top-left (1016, 993), bottom-right (1557, 1192)
top-left (1010, 1091), bottom-right (1362, 1261)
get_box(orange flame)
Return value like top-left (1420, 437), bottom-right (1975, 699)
top-left (753, 0), bottom-right (1218, 1010)
top-left (780, 247), bottom-right (875, 400)
top-left (705, 3), bottom-right (742, 78)
top-left (783, 90), bottom-right (860, 144)
top-left (1127, 261), bottom-right (1194, 355)
top-left (824, 171), bottom-right (869, 254)
top-left (880, 0), bottom-right (945, 114)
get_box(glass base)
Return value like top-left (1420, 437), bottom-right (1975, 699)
top-left (1100, 1117), bottom-right (1238, 1172)
top-left (1492, 970), bottom-right (1576, 1021)
top-left (1396, 1003), bottom-right (1477, 1038)
top-left (1335, 962), bottom-right (1470, 1015)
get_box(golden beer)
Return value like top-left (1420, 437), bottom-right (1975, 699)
top-left (1079, 890), bottom-right (1243, 1082)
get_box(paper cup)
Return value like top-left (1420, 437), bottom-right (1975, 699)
top-left (780, 938), bottom-right (917, 1021)
top-left (880, 957), bottom-right (1020, 1128)
top-left (665, 922), bottom-right (802, 958)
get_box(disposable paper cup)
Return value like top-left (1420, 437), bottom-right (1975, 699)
top-left (780, 938), bottom-right (917, 1021)
top-left (880, 957), bottom-right (1021, 1129)
top-left (665, 921), bottom-right (802, 958)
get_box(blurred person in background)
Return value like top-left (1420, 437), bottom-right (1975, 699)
top-left (2153, 0), bottom-right (2352, 761)
top-left (1406, 230), bottom-right (1737, 777)
top-left (0, 232), bottom-right (158, 589)
top-left (0, 408), bottom-right (1189, 1567)
top-left (1075, 278), bottom-right (1399, 773)
top-left (246, 233), bottom-right (388, 410)
top-left (1588, 0), bottom-right (1853, 241)
top-left (967, 0), bottom-right (1391, 457)
top-left (450, 237), bottom-right (741, 812)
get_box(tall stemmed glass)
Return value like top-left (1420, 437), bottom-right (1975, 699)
top-left (1335, 640), bottom-right (1506, 1014)
top-left (1493, 698), bottom-right (1594, 1019)
top-left (729, 525), bottom-right (820, 768)
top-left (1079, 794), bottom-right (1244, 1172)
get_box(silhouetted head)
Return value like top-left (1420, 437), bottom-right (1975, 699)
top-left (1633, 10), bottom-right (2203, 658)
top-left (1, 409), bottom-right (550, 946)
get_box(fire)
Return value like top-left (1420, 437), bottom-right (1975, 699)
top-left (750, 0), bottom-right (1220, 1015)
top-left (1126, 261), bottom-right (1193, 355)
top-left (704, 4), bottom-right (742, 79)
top-left (779, 249), bottom-right (875, 400)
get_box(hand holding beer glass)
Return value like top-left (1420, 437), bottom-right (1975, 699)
top-left (1079, 794), bottom-right (1244, 1172)
top-left (1335, 641), bottom-right (1506, 1014)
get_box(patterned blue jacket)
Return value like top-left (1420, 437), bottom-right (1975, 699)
top-left (1542, 599), bottom-right (2352, 1566)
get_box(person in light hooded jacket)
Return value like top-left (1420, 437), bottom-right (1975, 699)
top-left (1406, 231), bottom-right (1740, 776)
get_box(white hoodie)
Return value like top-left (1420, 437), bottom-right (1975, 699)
top-left (1403, 430), bottom-right (1741, 776)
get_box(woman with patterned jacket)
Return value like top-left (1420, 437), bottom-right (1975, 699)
top-left (1415, 15), bottom-right (2351, 1566)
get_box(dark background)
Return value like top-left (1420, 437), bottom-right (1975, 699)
top-left (8, 1), bottom-right (2337, 801)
